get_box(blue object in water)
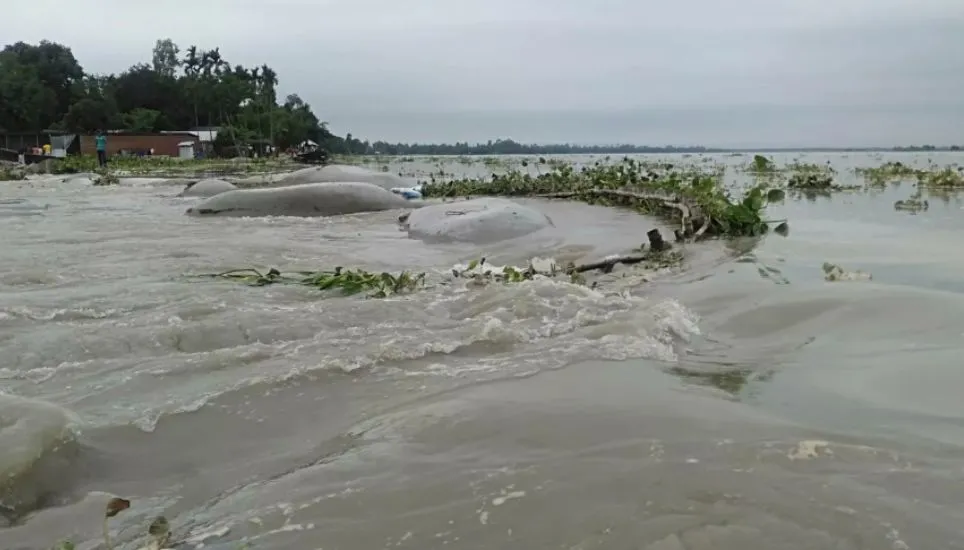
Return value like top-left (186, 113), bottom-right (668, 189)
top-left (391, 187), bottom-right (423, 200)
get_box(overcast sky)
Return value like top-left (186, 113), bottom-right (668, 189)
top-left (9, 0), bottom-right (964, 147)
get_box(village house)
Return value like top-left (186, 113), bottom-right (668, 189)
top-left (79, 131), bottom-right (201, 157)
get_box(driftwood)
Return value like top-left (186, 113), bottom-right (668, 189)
top-left (570, 229), bottom-right (674, 274)
top-left (535, 188), bottom-right (706, 241)
top-left (647, 228), bottom-right (669, 251)
top-left (570, 254), bottom-right (648, 274)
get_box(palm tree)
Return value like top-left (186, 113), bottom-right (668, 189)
top-left (182, 46), bottom-right (199, 77)
top-left (207, 48), bottom-right (226, 76)
top-left (182, 45), bottom-right (201, 128)
top-left (259, 64), bottom-right (279, 147)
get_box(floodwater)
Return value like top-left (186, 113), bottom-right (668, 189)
top-left (2, 152), bottom-right (964, 549)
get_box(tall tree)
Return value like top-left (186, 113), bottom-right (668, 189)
top-left (182, 45), bottom-right (201, 128)
top-left (151, 38), bottom-right (180, 77)
top-left (0, 51), bottom-right (56, 131)
top-left (1, 40), bottom-right (83, 128)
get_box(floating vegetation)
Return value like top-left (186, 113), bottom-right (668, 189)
top-left (918, 167), bottom-right (964, 188)
top-left (422, 158), bottom-right (783, 238)
top-left (855, 161), bottom-right (923, 186)
top-left (894, 198), bottom-right (930, 212)
top-left (855, 161), bottom-right (964, 189)
top-left (822, 262), bottom-right (872, 282)
top-left (453, 245), bottom-right (684, 288)
top-left (746, 154), bottom-right (778, 174)
top-left (202, 227), bottom-right (689, 298)
top-left (787, 172), bottom-right (835, 190)
top-left (667, 365), bottom-right (761, 395)
top-left (92, 167), bottom-right (119, 186)
top-left (742, 156), bottom-right (860, 195)
top-left (199, 267), bottom-right (426, 298)
top-left (785, 161), bottom-right (836, 176)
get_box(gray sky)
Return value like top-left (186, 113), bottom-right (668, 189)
top-left (10, 0), bottom-right (964, 147)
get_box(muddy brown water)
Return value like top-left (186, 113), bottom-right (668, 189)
top-left (2, 152), bottom-right (964, 549)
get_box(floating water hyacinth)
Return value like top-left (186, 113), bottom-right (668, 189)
top-left (419, 158), bottom-right (786, 239)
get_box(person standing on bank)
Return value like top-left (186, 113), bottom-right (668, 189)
top-left (95, 131), bottom-right (108, 167)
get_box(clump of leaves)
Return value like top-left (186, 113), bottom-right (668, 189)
top-left (202, 266), bottom-right (425, 297)
top-left (822, 262), bottom-right (872, 282)
top-left (146, 515), bottom-right (172, 549)
top-left (102, 497), bottom-right (130, 550)
top-left (421, 157), bottom-right (782, 238)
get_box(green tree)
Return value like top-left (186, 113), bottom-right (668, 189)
top-left (61, 96), bottom-right (121, 132)
top-left (1, 38), bottom-right (341, 157)
top-left (151, 38), bottom-right (180, 77)
top-left (0, 51), bottom-right (56, 131)
top-left (2, 40), bottom-right (84, 128)
top-left (123, 108), bottom-right (162, 131)
top-left (111, 63), bottom-right (188, 129)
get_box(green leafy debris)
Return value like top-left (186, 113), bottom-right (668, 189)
top-left (200, 267), bottom-right (426, 298)
top-left (420, 157), bottom-right (784, 238)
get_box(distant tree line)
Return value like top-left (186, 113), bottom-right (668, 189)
top-left (344, 138), bottom-right (714, 155)
top-left (0, 39), bottom-right (349, 153)
top-left (892, 145), bottom-right (961, 152)
top-left (343, 139), bottom-right (964, 155)
top-left (0, 40), bottom-right (959, 156)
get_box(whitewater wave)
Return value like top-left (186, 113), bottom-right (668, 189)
top-left (0, 393), bottom-right (81, 521)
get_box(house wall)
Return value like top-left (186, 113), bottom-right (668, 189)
top-left (79, 133), bottom-right (200, 156)
top-left (1, 132), bottom-right (51, 150)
